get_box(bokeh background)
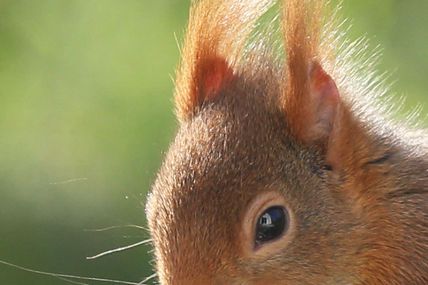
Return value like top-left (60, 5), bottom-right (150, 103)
top-left (0, 1), bottom-right (426, 284)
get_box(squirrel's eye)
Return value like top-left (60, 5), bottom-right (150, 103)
top-left (255, 206), bottom-right (288, 246)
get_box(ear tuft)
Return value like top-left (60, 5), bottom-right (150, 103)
top-left (283, 0), bottom-right (341, 146)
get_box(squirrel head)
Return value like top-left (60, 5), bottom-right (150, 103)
top-left (147, 75), bottom-right (360, 284)
top-left (146, 0), bottom-right (426, 284)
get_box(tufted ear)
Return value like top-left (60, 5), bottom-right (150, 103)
top-left (282, 0), bottom-right (367, 171)
top-left (282, 0), bottom-right (339, 146)
top-left (174, 0), bottom-right (275, 121)
top-left (282, 0), bottom-right (383, 173)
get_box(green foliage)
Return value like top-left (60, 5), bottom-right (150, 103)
top-left (0, 1), bottom-right (426, 284)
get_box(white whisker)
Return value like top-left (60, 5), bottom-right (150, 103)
top-left (138, 273), bottom-right (158, 285)
top-left (58, 276), bottom-right (90, 285)
top-left (49, 178), bottom-right (88, 185)
top-left (84, 225), bottom-right (147, 232)
top-left (0, 259), bottom-right (138, 285)
top-left (86, 239), bottom-right (152, 260)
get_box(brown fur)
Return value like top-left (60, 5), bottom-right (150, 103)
top-left (146, 0), bottom-right (428, 284)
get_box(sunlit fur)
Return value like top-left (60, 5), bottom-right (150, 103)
top-left (146, 0), bottom-right (428, 284)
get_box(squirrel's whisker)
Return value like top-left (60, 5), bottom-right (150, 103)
top-left (86, 239), bottom-right (153, 260)
top-left (84, 224), bottom-right (147, 232)
top-left (0, 259), bottom-right (139, 285)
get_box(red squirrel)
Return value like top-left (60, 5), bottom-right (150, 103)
top-left (146, 0), bottom-right (428, 284)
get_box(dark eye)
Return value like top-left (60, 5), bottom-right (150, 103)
top-left (255, 206), bottom-right (288, 246)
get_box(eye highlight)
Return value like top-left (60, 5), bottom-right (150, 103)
top-left (255, 206), bottom-right (288, 247)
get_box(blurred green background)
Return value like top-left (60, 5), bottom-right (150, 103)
top-left (0, 1), bottom-right (426, 284)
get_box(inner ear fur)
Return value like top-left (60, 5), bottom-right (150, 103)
top-left (194, 56), bottom-right (234, 109)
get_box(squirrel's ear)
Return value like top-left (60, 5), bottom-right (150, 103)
top-left (283, 0), bottom-right (349, 167)
top-left (174, 0), bottom-right (275, 121)
top-left (282, 0), bottom-right (380, 172)
top-left (285, 60), bottom-right (370, 170)
top-left (285, 60), bottom-right (352, 171)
